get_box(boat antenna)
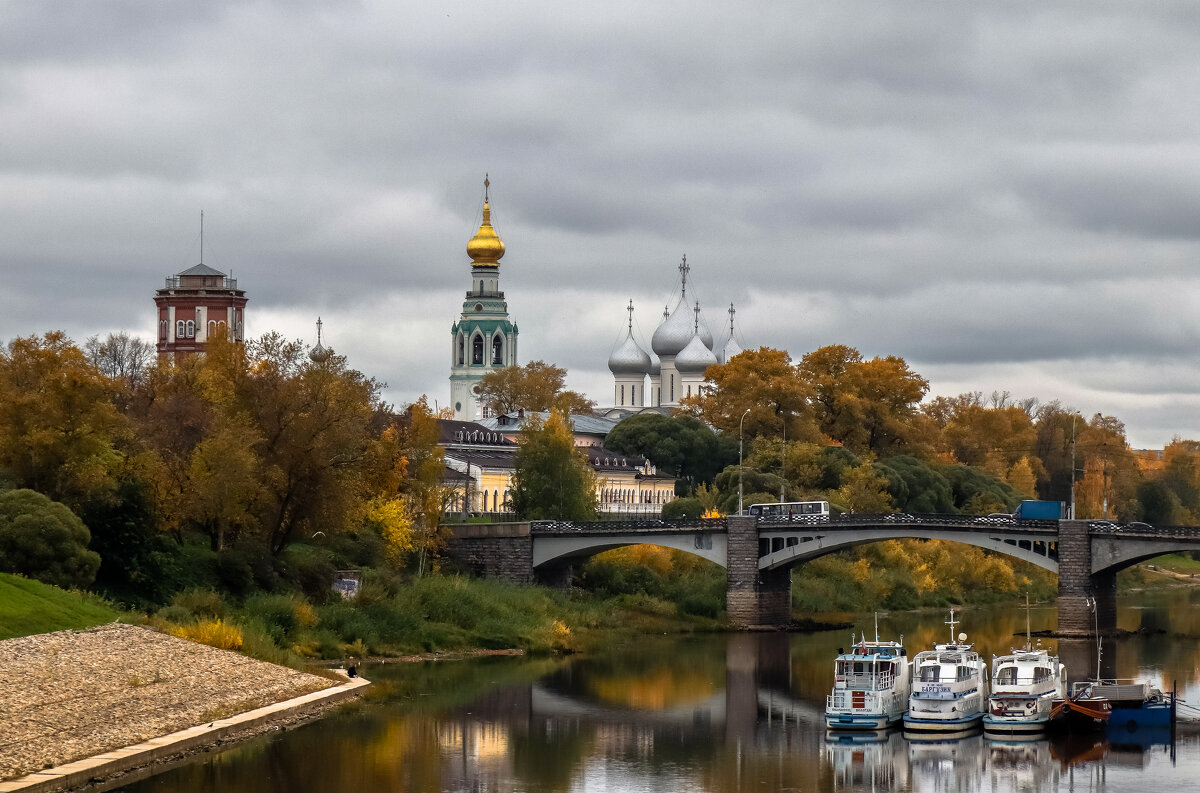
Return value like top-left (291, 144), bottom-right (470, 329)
top-left (1025, 592), bottom-right (1032, 651)
top-left (874, 612), bottom-right (880, 643)
top-left (946, 608), bottom-right (959, 644)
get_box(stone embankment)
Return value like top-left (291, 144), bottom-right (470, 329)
top-left (0, 623), bottom-right (353, 787)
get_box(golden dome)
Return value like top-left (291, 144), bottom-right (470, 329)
top-left (467, 200), bottom-right (505, 266)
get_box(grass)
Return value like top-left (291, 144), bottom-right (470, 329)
top-left (0, 573), bottom-right (119, 640)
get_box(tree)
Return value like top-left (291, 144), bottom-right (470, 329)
top-left (0, 489), bottom-right (101, 588)
top-left (798, 345), bottom-right (928, 455)
top-left (603, 413), bottom-right (737, 492)
top-left (837, 464), bottom-right (894, 514)
top-left (85, 331), bottom-right (155, 398)
top-left (0, 332), bottom-right (125, 510)
top-left (391, 397), bottom-right (453, 575)
top-left (509, 411), bottom-right (598, 520)
top-left (478, 360), bottom-right (595, 415)
top-left (1075, 413), bottom-right (1140, 520)
top-left (684, 347), bottom-right (818, 441)
top-left (874, 456), bottom-right (955, 513)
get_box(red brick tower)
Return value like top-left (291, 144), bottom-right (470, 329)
top-left (154, 263), bottom-right (247, 360)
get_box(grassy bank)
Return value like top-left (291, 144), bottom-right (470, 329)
top-left (0, 573), bottom-right (119, 639)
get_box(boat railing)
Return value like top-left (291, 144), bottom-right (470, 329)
top-left (992, 673), bottom-right (1058, 688)
top-left (836, 670), bottom-right (895, 690)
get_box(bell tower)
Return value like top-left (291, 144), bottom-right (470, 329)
top-left (450, 176), bottom-right (519, 420)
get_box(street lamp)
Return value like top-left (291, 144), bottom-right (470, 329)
top-left (738, 408), bottom-right (751, 515)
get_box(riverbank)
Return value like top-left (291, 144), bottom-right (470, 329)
top-left (0, 623), bottom-right (355, 787)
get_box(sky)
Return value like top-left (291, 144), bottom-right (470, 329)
top-left (4, 1), bottom-right (1200, 449)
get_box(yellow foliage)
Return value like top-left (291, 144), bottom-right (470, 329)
top-left (294, 601), bottom-right (318, 629)
top-left (365, 496), bottom-right (416, 568)
top-left (851, 558), bottom-right (873, 584)
top-left (171, 619), bottom-right (243, 651)
top-left (702, 507), bottom-right (724, 518)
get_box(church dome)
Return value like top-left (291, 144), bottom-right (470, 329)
top-left (651, 298), bottom-right (695, 356)
top-left (466, 201), bottom-right (505, 266)
top-left (720, 336), bottom-right (742, 364)
top-left (609, 329), bottom-right (652, 375)
top-left (675, 332), bottom-right (719, 374)
top-left (651, 298), bottom-right (715, 356)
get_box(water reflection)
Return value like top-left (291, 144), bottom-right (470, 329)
top-left (112, 591), bottom-right (1200, 793)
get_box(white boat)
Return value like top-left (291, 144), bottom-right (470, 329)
top-left (825, 625), bottom-right (912, 731)
top-left (903, 610), bottom-right (988, 733)
top-left (982, 646), bottom-right (1066, 735)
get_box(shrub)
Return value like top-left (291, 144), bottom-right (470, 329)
top-left (171, 619), bottom-right (243, 651)
top-left (243, 593), bottom-right (314, 644)
top-left (0, 489), bottom-right (100, 588)
top-left (171, 589), bottom-right (226, 620)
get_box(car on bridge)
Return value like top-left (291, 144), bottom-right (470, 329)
top-left (973, 513), bottom-right (1015, 525)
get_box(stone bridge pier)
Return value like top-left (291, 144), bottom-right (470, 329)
top-left (726, 516), bottom-right (791, 626)
top-left (1056, 519), bottom-right (1117, 636)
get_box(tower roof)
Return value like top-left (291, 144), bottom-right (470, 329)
top-left (466, 176), bottom-right (505, 267)
top-left (675, 332), bottom-right (719, 373)
top-left (609, 300), bottom-right (652, 375)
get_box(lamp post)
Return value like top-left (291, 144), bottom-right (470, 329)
top-left (738, 408), bottom-right (751, 515)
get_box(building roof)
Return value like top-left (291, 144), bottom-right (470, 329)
top-left (479, 411), bottom-right (621, 439)
top-left (178, 263), bottom-right (227, 277)
top-left (438, 418), bottom-right (517, 447)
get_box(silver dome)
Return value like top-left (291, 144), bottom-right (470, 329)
top-left (720, 336), bottom-right (742, 364)
top-left (652, 297), bottom-right (714, 356)
top-left (608, 328), bottom-right (652, 375)
top-left (675, 332), bottom-right (719, 374)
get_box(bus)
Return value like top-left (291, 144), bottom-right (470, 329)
top-left (746, 501), bottom-right (831, 520)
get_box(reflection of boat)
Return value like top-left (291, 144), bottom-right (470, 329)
top-left (903, 611), bottom-right (988, 733)
top-left (825, 729), bottom-right (909, 790)
top-left (1050, 681), bottom-right (1112, 731)
top-left (982, 647), bottom-right (1066, 735)
top-left (825, 628), bottom-right (912, 731)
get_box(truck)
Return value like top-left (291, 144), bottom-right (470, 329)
top-left (1012, 500), bottom-right (1065, 520)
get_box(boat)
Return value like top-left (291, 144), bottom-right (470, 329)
top-left (825, 619), bottom-right (912, 731)
top-left (1049, 680), bottom-right (1112, 731)
top-left (903, 610), bottom-right (988, 733)
top-left (982, 646), bottom-right (1066, 735)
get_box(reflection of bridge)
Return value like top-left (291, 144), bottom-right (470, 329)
top-left (448, 515), bottom-right (1200, 633)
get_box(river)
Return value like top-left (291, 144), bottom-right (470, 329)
top-left (112, 587), bottom-right (1200, 792)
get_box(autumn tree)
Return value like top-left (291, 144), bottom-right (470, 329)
top-left (390, 397), bottom-right (453, 575)
top-left (798, 345), bottom-right (928, 455)
top-left (1075, 414), bottom-right (1140, 520)
top-left (510, 411), bottom-right (598, 520)
top-left (477, 360), bottom-right (595, 415)
top-left (683, 347), bottom-right (818, 441)
top-left (85, 331), bottom-right (155, 398)
top-left (0, 332), bottom-right (126, 509)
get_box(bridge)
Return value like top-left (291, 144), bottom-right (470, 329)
top-left (447, 515), bottom-right (1200, 635)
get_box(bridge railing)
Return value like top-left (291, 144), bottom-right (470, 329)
top-left (757, 513), bottom-right (1059, 531)
top-left (530, 517), bottom-right (728, 534)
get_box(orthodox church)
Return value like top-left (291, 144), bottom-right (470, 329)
top-left (449, 177), bottom-right (518, 421)
top-left (608, 257), bottom-right (743, 410)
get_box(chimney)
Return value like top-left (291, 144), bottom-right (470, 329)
top-left (518, 408), bottom-right (524, 418)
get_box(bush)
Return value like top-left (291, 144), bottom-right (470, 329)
top-left (661, 497), bottom-right (703, 520)
top-left (171, 619), bottom-right (243, 651)
top-left (243, 593), bottom-right (314, 644)
top-left (171, 589), bottom-right (226, 620)
top-left (0, 489), bottom-right (100, 588)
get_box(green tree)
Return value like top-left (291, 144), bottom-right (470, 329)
top-left (510, 411), bottom-right (598, 520)
top-left (0, 489), bottom-right (101, 588)
top-left (603, 413), bottom-right (737, 493)
top-left (837, 463), bottom-right (895, 513)
top-left (874, 456), bottom-right (955, 513)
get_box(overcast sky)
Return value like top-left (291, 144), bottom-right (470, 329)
top-left (4, 1), bottom-right (1200, 448)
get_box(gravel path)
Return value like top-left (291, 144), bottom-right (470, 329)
top-left (0, 623), bottom-right (336, 781)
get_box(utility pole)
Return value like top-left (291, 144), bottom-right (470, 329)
top-left (1069, 415), bottom-right (1077, 520)
top-left (739, 408), bottom-right (751, 515)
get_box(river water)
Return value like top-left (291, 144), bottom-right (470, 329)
top-left (113, 588), bottom-right (1200, 792)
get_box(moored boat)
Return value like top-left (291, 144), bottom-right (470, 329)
top-left (1050, 681), bottom-right (1112, 732)
top-left (982, 646), bottom-right (1066, 735)
top-left (825, 631), bottom-right (912, 731)
top-left (903, 611), bottom-right (988, 733)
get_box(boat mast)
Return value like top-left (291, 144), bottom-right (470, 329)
top-left (946, 608), bottom-right (959, 644)
top-left (1025, 592), bottom-right (1032, 651)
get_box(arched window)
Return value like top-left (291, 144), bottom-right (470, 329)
top-left (492, 335), bottom-right (503, 365)
top-left (493, 489), bottom-right (499, 511)
top-left (631, 385), bottom-right (636, 404)
top-left (457, 335), bottom-right (465, 365)
top-left (620, 385), bottom-right (625, 405)
top-left (479, 280), bottom-right (484, 294)
top-left (185, 320), bottom-right (195, 338)
top-left (159, 321), bottom-right (167, 340)
top-left (208, 320), bottom-right (217, 336)
top-left (472, 334), bottom-right (484, 364)
top-left (670, 374), bottom-right (674, 402)
top-left (176, 320), bottom-right (185, 339)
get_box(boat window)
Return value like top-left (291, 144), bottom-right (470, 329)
top-left (997, 667), bottom-right (1016, 684)
top-left (1034, 667), bottom-right (1051, 682)
top-left (920, 666), bottom-right (940, 682)
top-left (853, 662), bottom-right (865, 675)
top-left (957, 666), bottom-right (973, 681)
